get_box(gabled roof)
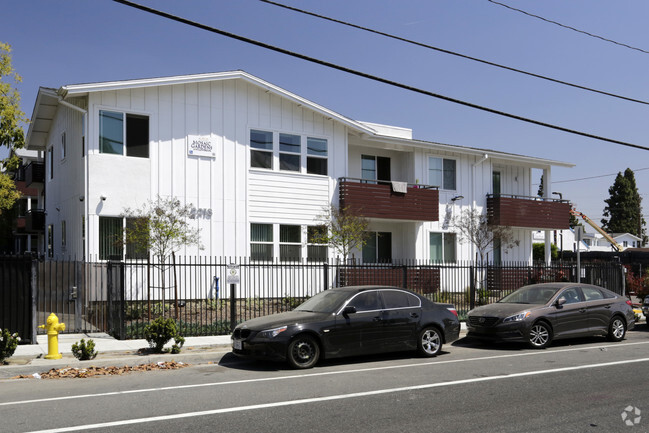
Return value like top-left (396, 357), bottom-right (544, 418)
top-left (27, 70), bottom-right (574, 168)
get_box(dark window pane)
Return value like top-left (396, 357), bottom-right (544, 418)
top-left (307, 157), bottom-right (327, 175)
top-left (348, 291), bottom-right (382, 311)
top-left (251, 150), bottom-right (272, 168)
top-left (126, 114), bottom-right (149, 158)
top-left (99, 217), bottom-right (123, 260)
top-left (307, 245), bottom-right (327, 262)
top-left (250, 130), bottom-right (273, 150)
top-left (443, 159), bottom-right (456, 190)
top-left (251, 244), bottom-right (273, 261)
top-left (279, 133), bottom-right (300, 153)
top-left (125, 217), bottom-right (148, 259)
top-left (280, 225), bottom-right (301, 243)
top-left (280, 153), bottom-right (300, 171)
top-left (99, 111), bottom-right (124, 154)
top-left (362, 233), bottom-right (376, 264)
top-left (377, 232), bottom-right (392, 263)
top-left (280, 245), bottom-right (301, 261)
top-left (307, 137), bottom-right (327, 156)
top-left (308, 225), bottom-right (327, 243)
top-left (251, 224), bottom-right (272, 242)
top-left (381, 290), bottom-right (411, 309)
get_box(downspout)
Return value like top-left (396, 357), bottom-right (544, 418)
top-left (471, 153), bottom-right (489, 261)
top-left (58, 98), bottom-right (89, 261)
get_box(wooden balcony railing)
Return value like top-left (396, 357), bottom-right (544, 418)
top-left (487, 194), bottom-right (571, 230)
top-left (339, 178), bottom-right (439, 221)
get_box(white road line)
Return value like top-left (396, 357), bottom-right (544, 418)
top-left (3, 339), bottom-right (649, 408)
top-left (26, 356), bottom-right (649, 433)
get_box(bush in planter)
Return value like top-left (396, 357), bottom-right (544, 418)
top-left (144, 317), bottom-right (185, 353)
top-left (71, 338), bottom-right (98, 361)
top-left (0, 329), bottom-right (20, 364)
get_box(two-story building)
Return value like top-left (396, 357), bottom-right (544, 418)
top-left (24, 71), bottom-right (573, 263)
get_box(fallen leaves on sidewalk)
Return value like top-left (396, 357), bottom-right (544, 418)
top-left (12, 361), bottom-right (190, 379)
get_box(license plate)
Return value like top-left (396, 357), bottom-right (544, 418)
top-left (233, 339), bottom-right (242, 350)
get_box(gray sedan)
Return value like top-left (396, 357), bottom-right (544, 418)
top-left (466, 282), bottom-right (635, 348)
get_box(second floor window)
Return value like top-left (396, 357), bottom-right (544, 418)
top-left (99, 110), bottom-right (149, 158)
top-left (250, 129), bottom-right (328, 175)
top-left (429, 157), bottom-right (456, 190)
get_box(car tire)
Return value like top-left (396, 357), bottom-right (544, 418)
top-left (287, 334), bottom-right (320, 369)
top-left (527, 321), bottom-right (552, 349)
top-left (418, 326), bottom-right (442, 357)
top-left (607, 316), bottom-right (626, 342)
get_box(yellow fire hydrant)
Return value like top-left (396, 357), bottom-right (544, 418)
top-left (38, 313), bottom-right (66, 359)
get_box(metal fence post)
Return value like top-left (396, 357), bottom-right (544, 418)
top-left (323, 262), bottom-right (329, 290)
top-left (469, 265), bottom-right (476, 309)
top-left (402, 265), bottom-right (408, 289)
top-left (230, 282), bottom-right (237, 333)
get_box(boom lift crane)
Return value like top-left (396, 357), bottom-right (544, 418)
top-left (569, 209), bottom-right (624, 252)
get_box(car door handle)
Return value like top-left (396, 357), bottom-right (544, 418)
top-left (579, 308), bottom-right (587, 313)
top-left (373, 316), bottom-right (383, 322)
top-left (605, 305), bottom-right (611, 309)
top-left (410, 313), bottom-right (419, 318)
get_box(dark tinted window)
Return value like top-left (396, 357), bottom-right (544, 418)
top-left (126, 114), bottom-right (149, 158)
top-left (559, 287), bottom-right (583, 304)
top-left (582, 287), bottom-right (604, 301)
top-left (381, 290), bottom-right (419, 309)
top-left (348, 291), bottom-right (382, 312)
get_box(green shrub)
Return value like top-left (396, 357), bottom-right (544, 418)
top-left (71, 338), bottom-right (98, 361)
top-left (0, 329), bottom-right (20, 363)
top-left (144, 317), bottom-right (184, 353)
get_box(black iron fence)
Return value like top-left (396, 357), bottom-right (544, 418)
top-left (0, 255), bottom-right (628, 340)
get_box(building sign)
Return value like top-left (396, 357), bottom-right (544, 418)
top-left (187, 135), bottom-right (216, 158)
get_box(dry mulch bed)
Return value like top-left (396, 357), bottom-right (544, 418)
top-left (13, 361), bottom-right (190, 379)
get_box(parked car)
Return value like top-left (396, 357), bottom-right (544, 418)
top-left (231, 285), bottom-right (461, 368)
top-left (642, 296), bottom-right (649, 321)
top-left (466, 282), bottom-right (635, 349)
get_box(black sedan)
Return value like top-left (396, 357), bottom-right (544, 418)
top-left (231, 285), bottom-right (461, 368)
top-left (467, 282), bottom-right (635, 348)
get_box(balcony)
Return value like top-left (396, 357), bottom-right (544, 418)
top-left (339, 178), bottom-right (439, 221)
top-left (487, 194), bottom-right (570, 230)
top-left (25, 209), bottom-right (46, 232)
top-left (25, 162), bottom-right (45, 186)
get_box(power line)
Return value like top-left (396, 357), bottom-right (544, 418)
top-left (487, 0), bottom-right (649, 55)
top-left (553, 167), bottom-right (649, 184)
top-left (112, 0), bottom-right (649, 152)
top-left (260, 0), bottom-right (649, 106)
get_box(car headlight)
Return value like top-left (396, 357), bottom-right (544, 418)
top-left (258, 326), bottom-right (288, 339)
top-left (503, 311), bottom-right (531, 323)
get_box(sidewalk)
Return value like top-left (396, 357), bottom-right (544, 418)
top-left (0, 332), bottom-right (232, 380)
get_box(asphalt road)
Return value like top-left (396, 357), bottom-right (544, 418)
top-left (3, 326), bottom-right (649, 433)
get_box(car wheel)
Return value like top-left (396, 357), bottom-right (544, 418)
top-left (527, 321), bottom-right (552, 349)
top-left (287, 334), bottom-right (320, 369)
top-left (418, 326), bottom-right (442, 357)
top-left (607, 316), bottom-right (626, 342)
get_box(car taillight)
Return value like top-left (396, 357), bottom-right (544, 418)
top-left (447, 307), bottom-right (458, 317)
top-left (626, 300), bottom-right (633, 306)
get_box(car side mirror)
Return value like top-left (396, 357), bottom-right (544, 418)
top-left (555, 297), bottom-right (567, 308)
top-left (342, 305), bottom-right (357, 316)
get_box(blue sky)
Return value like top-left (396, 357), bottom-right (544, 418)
top-left (2, 0), bottom-right (648, 225)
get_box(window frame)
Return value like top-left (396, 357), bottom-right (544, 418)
top-left (99, 109), bottom-right (150, 158)
top-left (363, 231), bottom-right (392, 264)
top-left (428, 156), bottom-right (457, 190)
top-left (429, 232), bottom-right (457, 263)
top-left (250, 223), bottom-right (274, 262)
top-left (249, 128), bottom-right (329, 176)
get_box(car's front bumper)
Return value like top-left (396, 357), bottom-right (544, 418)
top-left (466, 320), bottom-right (529, 343)
top-left (231, 336), bottom-right (289, 362)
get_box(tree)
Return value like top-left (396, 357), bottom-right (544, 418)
top-left (537, 174), bottom-right (544, 197)
top-left (121, 196), bottom-right (202, 320)
top-left (0, 42), bottom-right (29, 214)
top-left (121, 195), bottom-right (202, 261)
top-left (601, 168), bottom-right (646, 245)
top-left (313, 205), bottom-right (369, 263)
top-left (452, 208), bottom-right (519, 263)
top-left (532, 242), bottom-right (558, 261)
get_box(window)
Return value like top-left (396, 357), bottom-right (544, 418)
top-left (429, 157), bottom-right (456, 190)
top-left (361, 155), bottom-right (390, 183)
top-left (61, 220), bottom-right (66, 250)
top-left (430, 233), bottom-right (457, 263)
top-left (307, 137), bottom-right (327, 175)
top-left (250, 129), bottom-right (328, 175)
top-left (363, 232), bottom-right (392, 263)
top-left (582, 287), bottom-right (604, 301)
top-left (381, 290), bottom-right (420, 309)
top-left (99, 110), bottom-right (149, 158)
top-left (492, 171), bottom-right (501, 196)
top-left (493, 237), bottom-right (501, 264)
top-left (279, 133), bottom-right (300, 172)
top-left (251, 223), bottom-right (273, 261)
top-left (250, 130), bottom-right (273, 169)
top-left (48, 147), bottom-right (54, 180)
top-left (126, 217), bottom-right (148, 259)
top-left (280, 224), bottom-right (301, 261)
top-left (47, 224), bottom-right (54, 258)
top-left (307, 226), bottom-right (328, 262)
top-left (348, 291), bottom-right (382, 312)
top-left (99, 217), bottom-right (123, 260)
top-left (61, 132), bottom-right (66, 160)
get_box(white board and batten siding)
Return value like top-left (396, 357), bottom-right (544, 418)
top-left (83, 79), bottom-right (343, 258)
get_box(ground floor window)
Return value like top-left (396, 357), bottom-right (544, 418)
top-left (250, 223), bottom-right (328, 262)
top-left (430, 232), bottom-right (456, 263)
top-left (99, 217), bottom-right (123, 260)
top-left (363, 232), bottom-right (392, 263)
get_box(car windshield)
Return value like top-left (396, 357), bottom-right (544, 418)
top-left (294, 290), bottom-right (351, 313)
top-left (498, 285), bottom-right (559, 305)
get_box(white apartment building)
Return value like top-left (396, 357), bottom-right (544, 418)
top-left (23, 71), bottom-right (574, 263)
